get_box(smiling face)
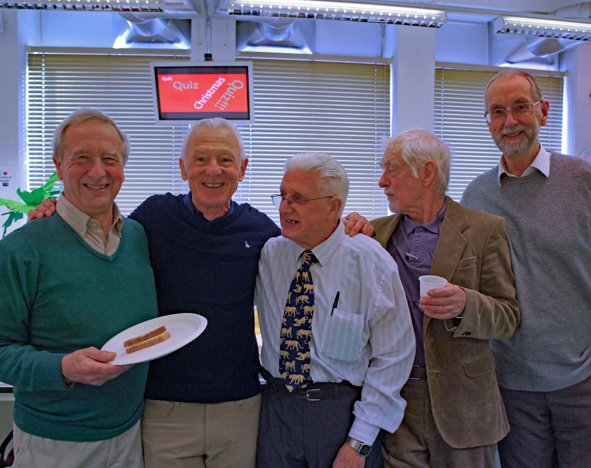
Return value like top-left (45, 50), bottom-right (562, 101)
top-left (180, 125), bottom-right (248, 220)
top-left (486, 74), bottom-right (548, 163)
top-left (54, 119), bottom-right (125, 224)
top-left (279, 169), bottom-right (341, 250)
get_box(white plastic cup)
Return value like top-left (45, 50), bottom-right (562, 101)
top-left (419, 275), bottom-right (447, 297)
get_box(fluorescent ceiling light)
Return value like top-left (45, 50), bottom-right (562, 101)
top-left (228, 0), bottom-right (447, 27)
top-left (0, 0), bottom-right (163, 11)
top-left (495, 16), bottom-right (591, 41)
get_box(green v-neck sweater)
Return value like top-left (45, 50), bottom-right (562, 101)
top-left (0, 213), bottom-right (158, 441)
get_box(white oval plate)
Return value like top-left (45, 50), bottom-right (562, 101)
top-left (101, 313), bottom-right (207, 365)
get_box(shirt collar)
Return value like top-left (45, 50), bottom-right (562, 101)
top-left (497, 143), bottom-right (551, 185)
top-left (401, 198), bottom-right (448, 236)
top-left (287, 220), bottom-right (344, 268)
top-left (56, 193), bottom-right (123, 237)
top-left (184, 192), bottom-right (234, 221)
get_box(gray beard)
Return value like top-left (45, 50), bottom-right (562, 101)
top-left (493, 124), bottom-right (539, 156)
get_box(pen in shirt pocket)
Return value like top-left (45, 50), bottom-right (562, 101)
top-left (331, 291), bottom-right (340, 316)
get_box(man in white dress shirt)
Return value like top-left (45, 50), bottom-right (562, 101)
top-left (255, 152), bottom-right (415, 468)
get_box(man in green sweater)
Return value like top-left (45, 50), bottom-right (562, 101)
top-left (0, 108), bottom-right (158, 468)
top-left (462, 70), bottom-right (591, 468)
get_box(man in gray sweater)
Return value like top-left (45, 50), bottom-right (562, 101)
top-left (462, 69), bottom-right (591, 468)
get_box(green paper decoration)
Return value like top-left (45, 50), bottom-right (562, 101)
top-left (0, 172), bottom-right (60, 238)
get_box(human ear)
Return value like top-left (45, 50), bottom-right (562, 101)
top-left (423, 160), bottom-right (438, 188)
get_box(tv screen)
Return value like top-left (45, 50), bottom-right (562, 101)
top-left (151, 61), bottom-right (255, 125)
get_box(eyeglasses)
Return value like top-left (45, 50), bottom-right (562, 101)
top-left (485, 101), bottom-right (542, 123)
top-left (270, 194), bottom-right (334, 208)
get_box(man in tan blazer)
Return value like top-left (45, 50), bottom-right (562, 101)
top-left (370, 128), bottom-right (520, 468)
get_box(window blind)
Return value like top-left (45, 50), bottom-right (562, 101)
top-left (27, 52), bottom-right (191, 216)
top-left (235, 59), bottom-right (390, 222)
top-left (434, 68), bottom-right (564, 201)
top-left (27, 52), bottom-right (391, 223)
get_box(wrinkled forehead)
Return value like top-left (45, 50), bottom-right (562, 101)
top-left (486, 75), bottom-right (535, 107)
top-left (186, 126), bottom-right (241, 159)
top-left (381, 147), bottom-right (403, 168)
top-left (281, 169), bottom-right (320, 194)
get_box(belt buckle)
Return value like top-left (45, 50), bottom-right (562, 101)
top-left (306, 388), bottom-right (321, 401)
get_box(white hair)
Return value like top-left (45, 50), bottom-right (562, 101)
top-left (182, 118), bottom-right (246, 161)
top-left (283, 152), bottom-right (349, 215)
top-left (383, 128), bottom-right (451, 194)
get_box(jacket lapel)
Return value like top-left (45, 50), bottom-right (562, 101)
top-left (430, 198), bottom-right (469, 281)
top-left (373, 213), bottom-right (403, 249)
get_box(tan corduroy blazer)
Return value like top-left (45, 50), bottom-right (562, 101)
top-left (372, 197), bottom-right (520, 449)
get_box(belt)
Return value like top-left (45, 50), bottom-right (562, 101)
top-left (260, 368), bottom-right (360, 401)
top-left (408, 365), bottom-right (428, 380)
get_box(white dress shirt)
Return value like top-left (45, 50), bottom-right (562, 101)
top-left (255, 221), bottom-right (415, 445)
top-left (497, 143), bottom-right (551, 184)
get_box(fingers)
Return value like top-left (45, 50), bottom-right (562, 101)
top-left (361, 223), bottom-right (375, 237)
top-left (28, 209), bottom-right (43, 221)
top-left (28, 199), bottom-right (57, 221)
top-left (86, 348), bottom-right (117, 363)
top-left (420, 284), bottom-right (466, 319)
top-left (342, 212), bottom-right (373, 237)
top-left (62, 348), bottom-right (129, 386)
top-left (342, 213), bottom-right (357, 234)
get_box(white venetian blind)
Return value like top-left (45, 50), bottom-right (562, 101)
top-left (434, 67), bottom-right (564, 201)
top-left (27, 52), bottom-right (191, 215)
top-left (27, 52), bottom-right (391, 222)
top-left (235, 59), bottom-right (391, 223)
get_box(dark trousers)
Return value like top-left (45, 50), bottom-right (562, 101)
top-left (256, 371), bottom-right (383, 468)
top-left (498, 373), bottom-right (591, 468)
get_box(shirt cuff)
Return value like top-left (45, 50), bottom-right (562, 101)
top-left (348, 418), bottom-right (380, 445)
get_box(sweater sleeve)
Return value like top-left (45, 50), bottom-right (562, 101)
top-left (0, 234), bottom-right (70, 392)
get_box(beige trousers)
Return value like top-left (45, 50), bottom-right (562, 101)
top-left (12, 420), bottom-right (143, 468)
top-left (142, 394), bottom-right (261, 468)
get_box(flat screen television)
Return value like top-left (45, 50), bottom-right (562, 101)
top-left (150, 61), bottom-right (255, 125)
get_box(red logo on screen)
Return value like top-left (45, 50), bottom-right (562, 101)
top-left (157, 73), bottom-right (248, 114)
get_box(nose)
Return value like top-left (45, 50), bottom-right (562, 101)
top-left (504, 110), bottom-right (519, 126)
top-left (205, 160), bottom-right (222, 177)
top-left (88, 158), bottom-right (107, 178)
top-left (279, 197), bottom-right (293, 215)
top-left (378, 170), bottom-right (388, 188)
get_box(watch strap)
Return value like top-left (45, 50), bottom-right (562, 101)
top-left (346, 436), bottom-right (372, 457)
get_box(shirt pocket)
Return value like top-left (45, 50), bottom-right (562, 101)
top-left (320, 308), bottom-right (365, 362)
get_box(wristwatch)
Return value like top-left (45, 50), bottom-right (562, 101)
top-left (346, 436), bottom-right (372, 457)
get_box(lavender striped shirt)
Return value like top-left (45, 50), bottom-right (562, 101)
top-left (255, 221), bottom-right (415, 444)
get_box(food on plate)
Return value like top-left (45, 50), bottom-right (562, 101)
top-left (123, 325), bottom-right (167, 348)
top-left (124, 326), bottom-right (171, 354)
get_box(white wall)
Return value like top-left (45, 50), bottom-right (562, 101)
top-left (391, 26), bottom-right (436, 134)
top-left (0, 10), bottom-right (35, 234)
top-left (563, 42), bottom-right (591, 158)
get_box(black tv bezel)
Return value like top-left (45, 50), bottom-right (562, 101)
top-left (150, 61), bottom-right (255, 125)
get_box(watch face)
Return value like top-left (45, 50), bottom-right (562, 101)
top-left (358, 444), bottom-right (372, 456)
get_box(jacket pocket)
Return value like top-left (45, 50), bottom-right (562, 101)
top-left (456, 256), bottom-right (477, 269)
top-left (320, 309), bottom-right (364, 361)
top-left (463, 352), bottom-right (495, 377)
